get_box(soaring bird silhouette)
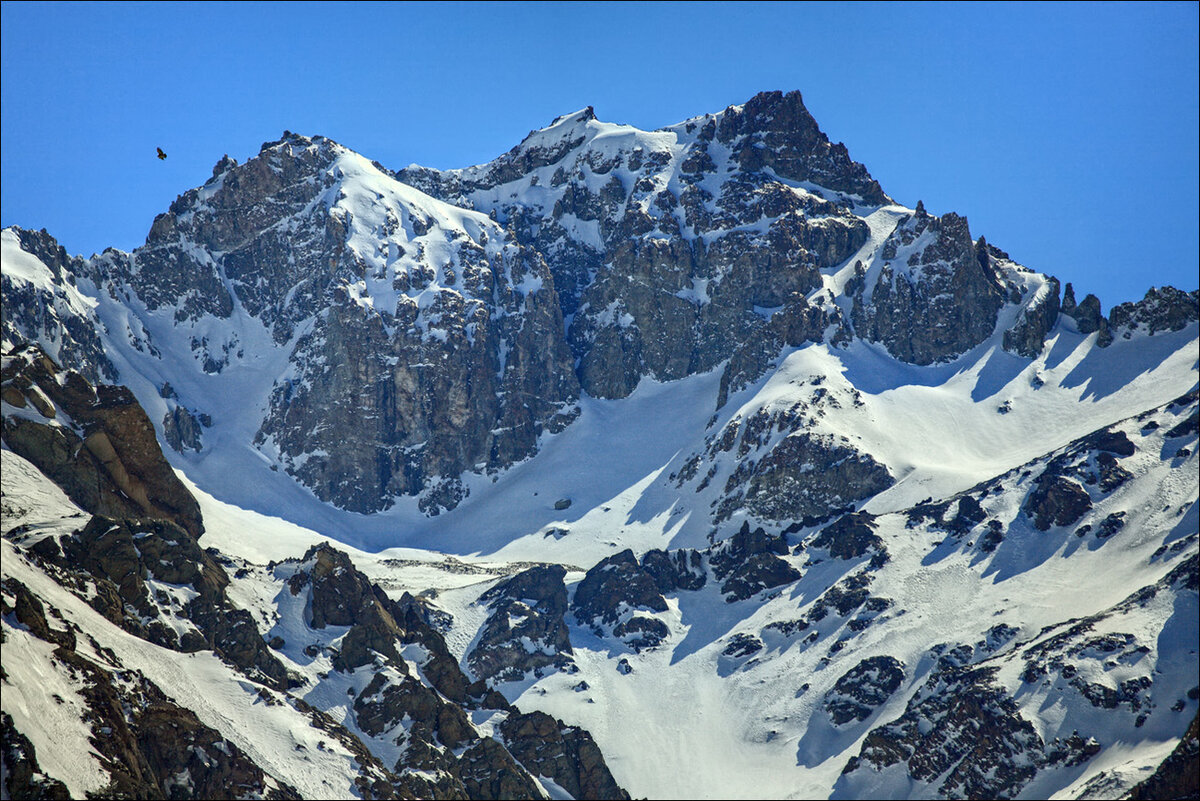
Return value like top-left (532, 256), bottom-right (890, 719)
top-left (156, 147), bottom-right (167, 160)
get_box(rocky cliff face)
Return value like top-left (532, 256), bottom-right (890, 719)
top-left (6, 92), bottom-right (1195, 521)
top-left (850, 207), bottom-right (1010, 365)
top-left (2, 343), bottom-right (204, 539)
top-left (400, 92), bottom-right (878, 399)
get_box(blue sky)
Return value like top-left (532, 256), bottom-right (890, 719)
top-left (2, 1), bottom-right (1196, 309)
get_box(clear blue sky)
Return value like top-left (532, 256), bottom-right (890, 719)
top-left (3, 1), bottom-right (1197, 310)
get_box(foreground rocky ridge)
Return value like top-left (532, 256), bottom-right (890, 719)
top-left (1, 353), bottom-right (628, 799)
top-left (2, 345), bottom-right (1197, 798)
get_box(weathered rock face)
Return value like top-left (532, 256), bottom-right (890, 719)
top-left (275, 543), bottom-right (630, 798)
top-left (853, 210), bottom-right (1008, 364)
top-left (1003, 276), bottom-right (1061, 358)
top-left (731, 432), bottom-right (893, 522)
top-left (811, 512), bottom-right (884, 560)
top-left (0, 227), bottom-right (116, 385)
top-left (568, 210), bottom-right (866, 399)
top-left (1108, 286), bottom-right (1199, 338)
top-left (1, 343), bottom-right (204, 539)
top-left (253, 232), bottom-right (579, 514)
top-left (400, 91), bottom-right (877, 400)
top-left (44, 515), bottom-right (290, 687)
top-left (1026, 475), bottom-right (1092, 531)
top-left (843, 664), bottom-right (1077, 799)
top-left (572, 549), bottom-right (669, 628)
top-left (467, 565), bottom-right (574, 683)
top-left (500, 710), bottom-right (632, 801)
top-left (714, 90), bottom-right (891, 205)
top-left (825, 655), bottom-right (906, 725)
top-left (710, 523), bottom-right (801, 602)
top-left (717, 292), bottom-right (850, 408)
top-left (133, 134), bottom-right (579, 514)
top-left (640, 547), bottom-right (707, 593)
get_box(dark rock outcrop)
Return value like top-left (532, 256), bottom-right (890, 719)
top-left (279, 544), bottom-right (629, 798)
top-left (639, 547), bottom-right (707, 592)
top-left (811, 512), bottom-right (884, 560)
top-left (467, 565), bottom-right (574, 683)
top-left (843, 664), bottom-right (1092, 799)
top-left (1108, 286), bottom-right (1199, 339)
top-left (0, 580), bottom-right (299, 800)
top-left (0, 711), bottom-right (71, 800)
top-left (1003, 277), bottom-right (1060, 358)
top-left (1026, 475), bottom-right (1092, 531)
top-left (2, 344), bottom-right (204, 540)
top-left (573, 549), bottom-right (669, 627)
top-left (717, 292), bottom-right (850, 408)
top-left (825, 656), bottom-right (906, 725)
top-left (500, 710), bottom-right (632, 800)
top-left (55, 516), bottom-right (289, 687)
top-left (714, 91), bottom-right (890, 205)
top-left (729, 432), bottom-right (893, 522)
top-left (852, 211), bottom-right (1007, 365)
top-left (1061, 282), bottom-right (1111, 344)
top-left (1127, 710), bottom-right (1199, 800)
top-left (0, 227), bottom-right (117, 384)
top-left (711, 523), bottom-right (801, 601)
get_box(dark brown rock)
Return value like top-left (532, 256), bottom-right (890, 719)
top-left (468, 565), bottom-right (574, 683)
top-left (1, 344), bottom-right (203, 539)
top-left (573, 550), bottom-right (668, 628)
top-left (500, 710), bottom-right (631, 800)
top-left (811, 512), bottom-right (883, 560)
top-left (1026, 476), bottom-right (1092, 531)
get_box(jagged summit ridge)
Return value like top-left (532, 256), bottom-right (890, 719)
top-left (2, 92), bottom-right (1197, 525)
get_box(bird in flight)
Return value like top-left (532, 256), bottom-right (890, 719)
top-left (157, 147), bottom-right (167, 160)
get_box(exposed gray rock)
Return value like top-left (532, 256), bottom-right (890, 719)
top-left (1108, 286), bottom-right (1199, 339)
top-left (162, 404), bottom-right (204, 453)
top-left (726, 432), bottom-right (893, 522)
top-left (1003, 277), bottom-right (1060, 358)
top-left (825, 655), bottom-right (906, 725)
top-left (467, 565), bottom-right (574, 683)
top-left (639, 547), bottom-right (707, 592)
top-left (852, 211), bottom-right (1006, 365)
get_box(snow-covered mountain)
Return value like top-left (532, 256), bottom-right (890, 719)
top-left (2, 90), bottom-right (1197, 799)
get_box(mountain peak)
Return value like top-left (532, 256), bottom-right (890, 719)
top-left (711, 89), bottom-right (890, 204)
